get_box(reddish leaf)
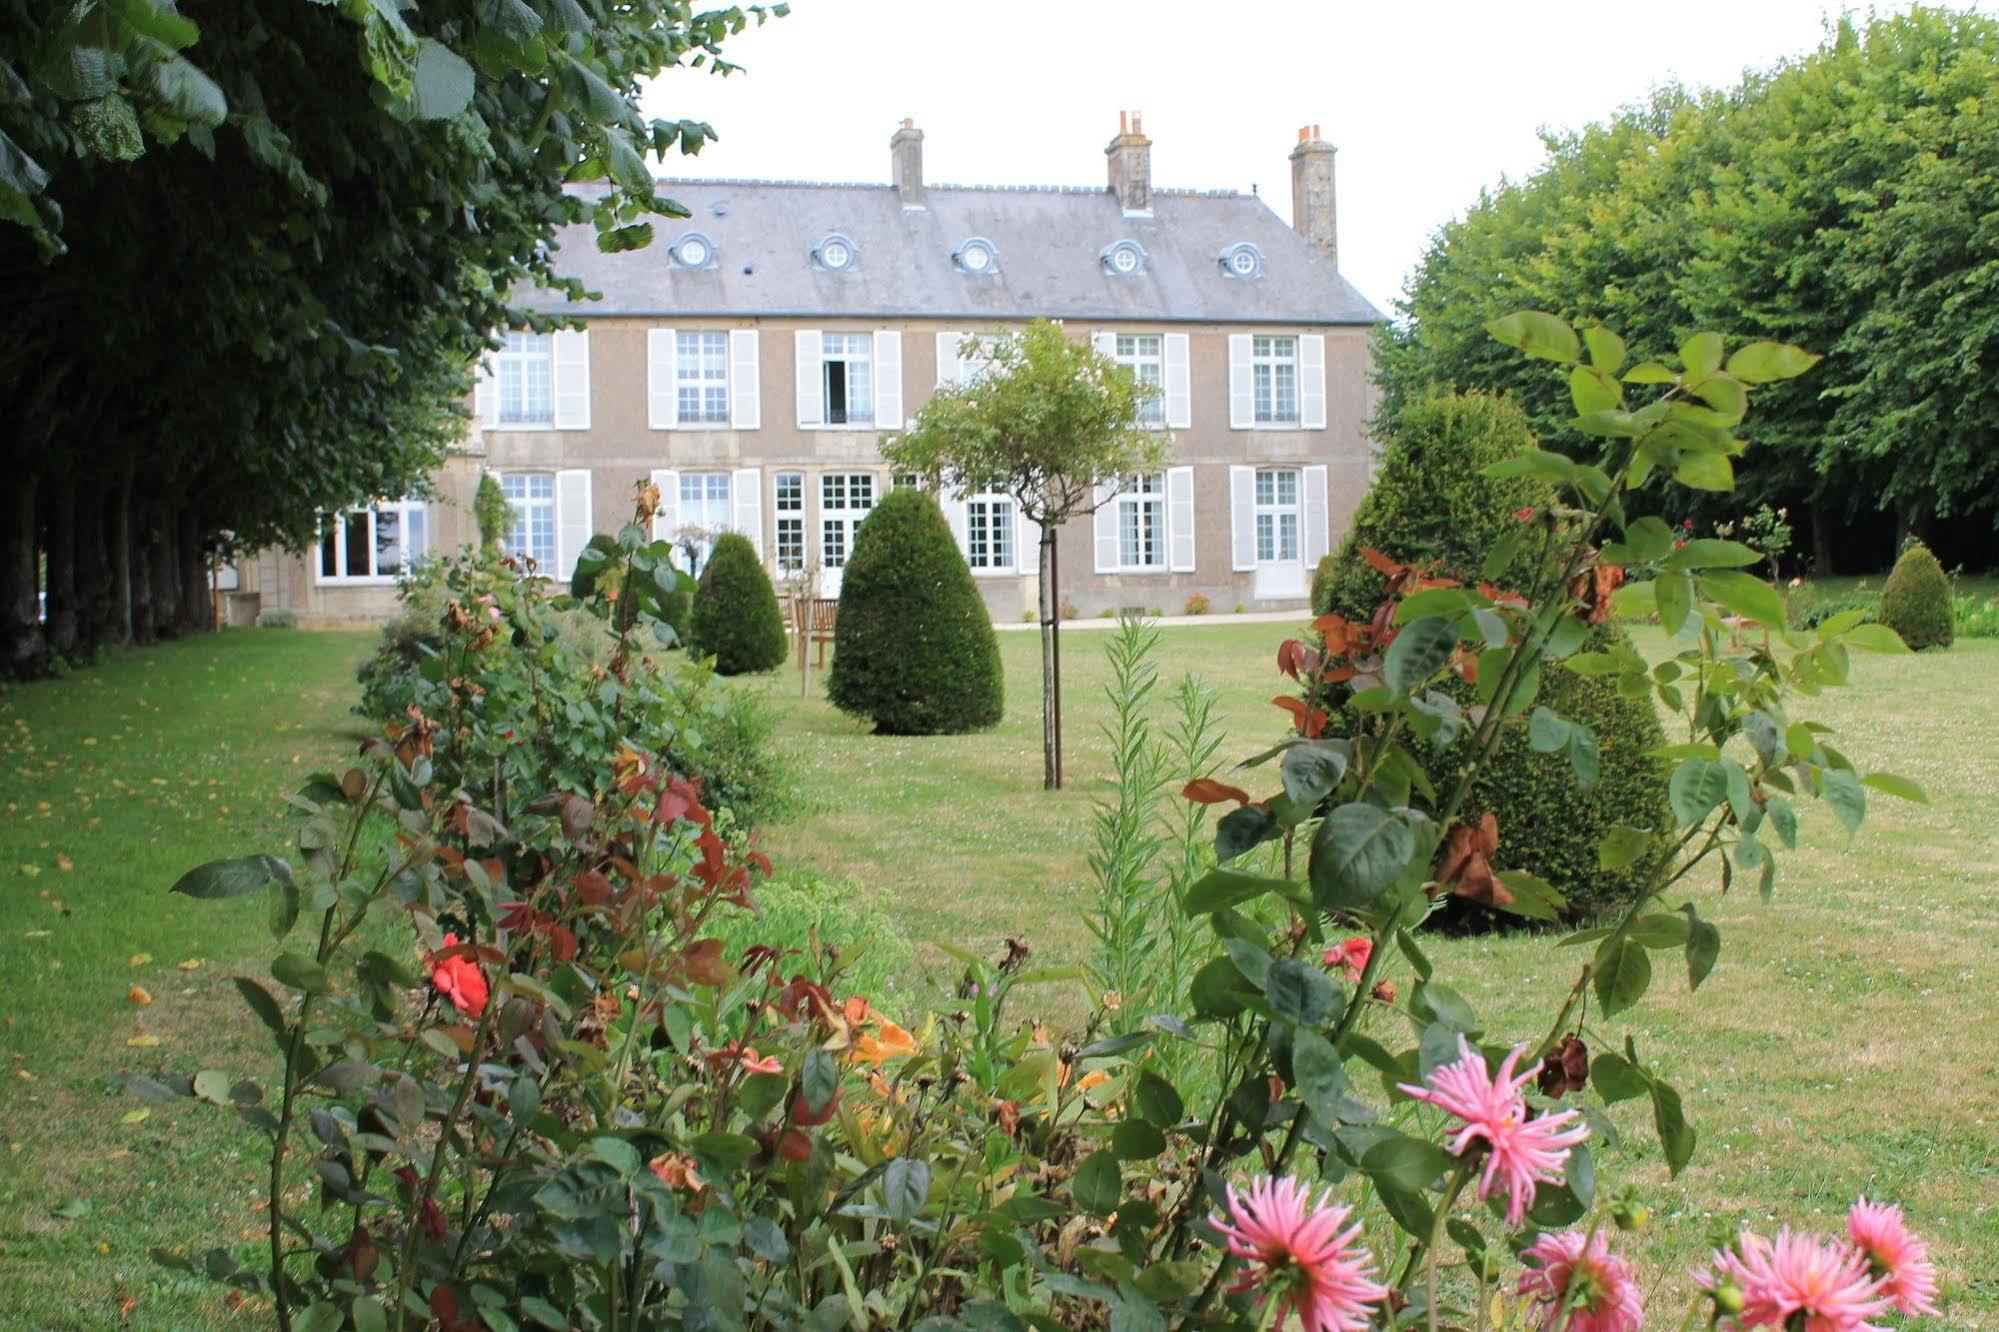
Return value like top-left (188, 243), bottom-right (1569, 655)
top-left (681, 938), bottom-right (730, 987)
top-left (1182, 778), bottom-right (1252, 806)
top-left (1271, 695), bottom-right (1330, 739)
top-left (1438, 812), bottom-right (1511, 908)
top-left (777, 1128), bottom-right (814, 1162)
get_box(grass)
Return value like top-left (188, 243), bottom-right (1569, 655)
top-left (0, 628), bottom-right (375, 1329)
top-left (2, 615), bottom-right (1994, 1324)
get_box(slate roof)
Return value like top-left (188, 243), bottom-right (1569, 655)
top-left (525, 180), bottom-right (1383, 326)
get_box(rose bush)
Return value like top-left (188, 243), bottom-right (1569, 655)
top-left (136, 320), bottom-right (1944, 1330)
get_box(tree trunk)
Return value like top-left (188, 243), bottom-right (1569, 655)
top-left (41, 472), bottom-right (78, 660)
top-left (74, 482), bottom-right (112, 654)
top-left (177, 508), bottom-right (211, 634)
top-left (112, 469), bottom-right (134, 645)
top-left (0, 470), bottom-right (45, 678)
top-left (1809, 491), bottom-right (1834, 577)
top-left (151, 503), bottom-right (184, 636)
top-left (1038, 526), bottom-right (1064, 790)
top-left (131, 498), bottom-right (156, 644)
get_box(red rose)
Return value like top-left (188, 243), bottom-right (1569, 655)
top-left (429, 932), bottom-right (488, 1016)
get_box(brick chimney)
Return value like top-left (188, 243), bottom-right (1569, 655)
top-left (891, 118), bottom-right (924, 208)
top-left (1289, 124), bottom-right (1337, 265)
top-left (1105, 110), bottom-right (1152, 214)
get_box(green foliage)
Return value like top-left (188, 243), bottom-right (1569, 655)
top-left (1953, 593), bottom-right (1999, 639)
top-left (707, 868), bottom-right (918, 1007)
top-left (688, 533), bottom-right (788, 675)
top-left (474, 472), bottom-right (511, 550)
top-left (827, 490), bottom-right (1002, 736)
top-left (1315, 392), bottom-right (1546, 617)
top-left (1877, 541), bottom-right (1955, 649)
top-left (570, 529), bottom-right (691, 641)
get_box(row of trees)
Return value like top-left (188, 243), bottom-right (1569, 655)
top-left (0, 1), bottom-right (781, 676)
top-left (1376, 6), bottom-right (1999, 573)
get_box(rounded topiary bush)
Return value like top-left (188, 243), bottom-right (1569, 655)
top-left (688, 532), bottom-right (788, 675)
top-left (1877, 541), bottom-right (1954, 650)
top-left (827, 489), bottom-right (1002, 735)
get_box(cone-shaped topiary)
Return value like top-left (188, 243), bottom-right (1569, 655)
top-left (688, 532), bottom-right (788, 674)
top-left (1877, 540), bottom-right (1954, 650)
top-left (828, 489), bottom-right (1003, 735)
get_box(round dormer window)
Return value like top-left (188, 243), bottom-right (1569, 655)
top-left (815, 234), bottom-right (856, 272)
top-left (1220, 242), bottom-right (1264, 279)
top-left (1103, 240), bottom-right (1147, 276)
top-left (954, 237), bottom-right (998, 275)
top-left (671, 232), bottom-right (715, 269)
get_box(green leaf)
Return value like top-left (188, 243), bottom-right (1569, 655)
top-left (1820, 769), bottom-right (1867, 835)
top-left (148, 56), bottom-right (227, 127)
top-left (1182, 867), bottom-right (1282, 916)
top-left (1568, 366), bottom-right (1619, 415)
top-left (1668, 759), bottom-right (1727, 826)
top-left (109, 0), bottom-right (202, 48)
top-left (1650, 1079), bottom-right (1697, 1176)
top-left (1072, 1150), bottom-right (1122, 1216)
top-left (234, 977), bottom-right (289, 1042)
top-left (1280, 740), bottom-right (1349, 808)
top-left (410, 39), bottom-right (476, 120)
top-left (1484, 449), bottom-right (1578, 484)
top-left (801, 1048), bottom-right (837, 1115)
top-left (270, 952), bottom-right (328, 994)
top-left (170, 854), bottom-right (293, 900)
top-left (1309, 804), bottom-right (1419, 910)
top-left (1655, 571), bottom-right (1693, 635)
top-left (1485, 311), bottom-right (1580, 363)
top-left (1384, 617), bottom-right (1457, 694)
top-left (1527, 707), bottom-right (1570, 753)
top-left (1673, 450), bottom-right (1735, 492)
top-left (1725, 341), bottom-right (1821, 384)
top-left (1598, 826), bottom-right (1651, 871)
top-left (1213, 804), bottom-right (1278, 863)
top-left (1493, 869), bottom-right (1565, 922)
top-left (1133, 1072), bottom-right (1183, 1128)
top-left (1679, 331), bottom-right (1724, 381)
top-left (1592, 936), bottom-right (1651, 1017)
top-left (1360, 1134), bottom-right (1452, 1192)
top-left (1265, 959), bottom-right (1336, 1027)
top-left (1590, 1052), bottom-right (1649, 1104)
top-left (1110, 1119), bottom-right (1166, 1162)
top-left (1610, 515), bottom-right (1673, 564)
top-left (1700, 570), bottom-right (1786, 629)
top-left (1622, 361), bottom-right (1677, 384)
top-left (1291, 1030), bottom-right (1373, 1127)
top-left (1680, 903), bottom-right (1720, 990)
top-left (881, 1158), bottom-right (930, 1221)
top-left (1663, 539), bottom-right (1762, 571)
top-left (605, 128), bottom-right (654, 192)
top-left (1860, 772), bottom-right (1927, 804)
top-left (1840, 623), bottom-right (1908, 653)
top-left (1582, 325), bottom-right (1626, 374)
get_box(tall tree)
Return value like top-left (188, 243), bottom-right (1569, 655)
top-left (885, 320), bottom-right (1166, 789)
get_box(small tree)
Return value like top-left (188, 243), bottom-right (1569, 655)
top-left (688, 533), bottom-right (788, 674)
top-left (1877, 539), bottom-right (1955, 649)
top-left (475, 473), bottom-right (512, 551)
top-left (827, 490), bottom-right (1002, 735)
top-left (885, 319), bottom-right (1167, 786)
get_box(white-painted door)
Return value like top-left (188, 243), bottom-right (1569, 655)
top-left (817, 471), bottom-right (878, 596)
top-left (1251, 466), bottom-right (1307, 600)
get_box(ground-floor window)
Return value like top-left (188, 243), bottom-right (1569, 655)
top-left (775, 471), bottom-right (805, 575)
top-left (676, 472), bottom-right (732, 574)
top-left (966, 492), bottom-right (1016, 573)
top-left (819, 471), bottom-right (876, 571)
top-left (1255, 467), bottom-right (1300, 562)
top-left (501, 473), bottom-right (556, 571)
top-left (318, 498), bottom-right (428, 583)
top-left (1115, 473), bottom-right (1166, 570)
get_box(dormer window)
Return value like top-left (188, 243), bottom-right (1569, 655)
top-left (1102, 240), bottom-right (1147, 277)
top-left (953, 237), bottom-right (998, 276)
top-left (814, 234), bottom-right (857, 272)
top-left (1220, 242), bottom-right (1264, 280)
top-left (670, 232), bottom-right (716, 269)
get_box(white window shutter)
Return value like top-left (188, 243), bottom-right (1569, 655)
top-left (1016, 506), bottom-right (1041, 577)
top-left (1164, 333), bottom-right (1192, 429)
top-left (939, 489), bottom-right (969, 560)
top-left (795, 330), bottom-right (824, 427)
top-left (935, 331), bottom-right (965, 387)
top-left (648, 329), bottom-right (678, 430)
top-left (731, 467), bottom-right (763, 558)
top-left (730, 329), bottom-right (761, 430)
top-left (552, 329), bottom-right (591, 430)
top-left (554, 468), bottom-right (593, 579)
top-left (874, 330), bottom-right (903, 429)
top-left (650, 469), bottom-right (679, 542)
top-left (475, 350), bottom-right (499, 427)
top-left (1092, 331), bottom-right (1117, 358)
top-left (1228, 334), bottom-right (1253, 429)
top-left (1093, 481), bottom-right (1119, 573)
top-left (1166, 465), bottom-right (1196, 573)
top-left (1301, 334), bottom-right (1327, 430)
top-left (1229, 465), bottom-right (1256, 571)
top-left (1302, 464), bottom-right (1331, 565)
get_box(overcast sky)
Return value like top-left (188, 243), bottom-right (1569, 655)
top-left (639, 1), bottom-right (1985, 314)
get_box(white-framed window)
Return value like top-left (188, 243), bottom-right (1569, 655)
top-left (675, 331), bottom-right (729, 424)
top-left (1114, 473), bottom-right (1167, 571)
top-left (954, 334), bottom-right (1003, 385)
top-left (1115, 334), bottom-right (1165, 425)
top-left (820, 333), bottom-right (874, 426)
top-left (965, 492), bottom-right (1017, 573)
top-left (496, 332), bottom-right (554, 425)
top-left (775, 472), bottom-right (806, 574)
top-left (820, 472), bottom-right (877, 570)
top-left (674, 472), bottom-right (733, 574)
top-left (317, 499), bottom-right (428, 584)
top-left (501, 473), bottom-right (557, 571)
top-left (1252, 335), bottom-right (1299, 425)
top-left (1255, 467), bottom-right (1301, 562)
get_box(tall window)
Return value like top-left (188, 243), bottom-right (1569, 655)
top-left (1252, 335), bottom-right (1299, 425)
top-left (821, 333), bottom-right (873, 425)
top-left (317, 499), bottom-right (428, 583)
top-left (1115, 473), bottom-right (1166, 571)
top-left (1115, 334), bottom-right (1165, 425)
top-left (966, 493), bottom-right (1016, 573)
top-left (501, 473), bottom-right (556, 571)
top-left (675, 331), bottom-right (729, 424)
top-left (1255, 468), bottom-right (1301, 562)
top-left (951, 334), bottom-right (1002, 385)
top-left (820, 472), bottom-right (876, 570)
top-left (497, 332), bottom-right (553, 425)
top-left (676, 473), bottom-right (732, 574)
top-left (775, 472), bottom-right (805, 575)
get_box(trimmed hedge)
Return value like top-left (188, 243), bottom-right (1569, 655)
top-left (688, 532), bottom-right (788, 675)
top-left (828, 489), bottom-right (1003, 735)
top-left (1877, 541), bottom-right (1954, 650)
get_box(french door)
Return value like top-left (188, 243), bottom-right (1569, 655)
top-left (817, 472), bottom-right (877, 596)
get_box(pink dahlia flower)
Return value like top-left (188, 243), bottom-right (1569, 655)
top-left (1846, 1198), bottom-right (1939, 1316)
top-left (1703, 1229), bottom-right (1892, 1332)
top-left (1211, 1175), bottom-right (1387, 1332)
top-left (1516, 1229), bottom-right (1643, 1332)
top-left (1398, 1036), bottom-right (1587, 1225)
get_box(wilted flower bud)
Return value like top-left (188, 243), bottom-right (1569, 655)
top-left (1371, 978), bottom-right (1398, 1004)
top-left (1612, 1197), bottom-right (1650, 1231)
top-left (1710, 1280), bottom-right (1744, 1315)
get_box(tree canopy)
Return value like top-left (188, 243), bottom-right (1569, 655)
top-left (1374, 6), bottom-right (1999, 573)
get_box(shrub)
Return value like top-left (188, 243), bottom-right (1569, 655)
top-left (828, 489), bottom-right (1003, 735)
top-left (1314, 390), bottom-right (1545, 617)
top-left (687, 532), bottom-right (788, 675)
top-left (1183, 593), bottom-right (1210, 616)
top-left (1787, 582), bottom-right (1878, 630)
top-left (1877, 540), bottom-right (1955, 649)
top-left (254, 608), bottom-right (297, 629)
top-left (707, 868), bottom-right (917, 1006)
top-left (473, 470), bottom-right (510, 549)
top-left (1954, 593), bottom-right (1999, 638)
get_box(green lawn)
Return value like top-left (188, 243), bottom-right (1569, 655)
top-left (2, 619), bottom-right (1994, 1326)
